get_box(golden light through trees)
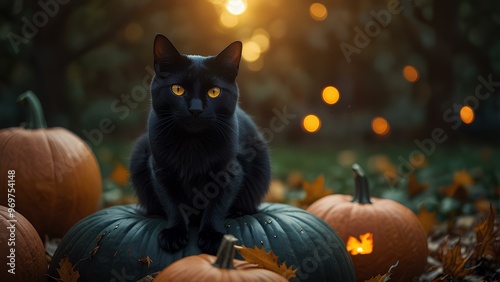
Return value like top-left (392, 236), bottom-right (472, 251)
top-left (309, 3), bottom-right (328, 21)
top-left (371, 116), bottom-right (390, 135)
top-left (403, 65), bottom-right (419, 82)
top-left (322, 86), bottom-right (340, 105)
top-left (303, 114), bottom-right (321, 133)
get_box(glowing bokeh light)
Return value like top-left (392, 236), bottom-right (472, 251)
top-left (251, 29), bottom-right (270, 52)
top-left (226, 0), bottom-right (247, 15)
top-left (220, 11), bottom-right (238, 28)
top-left (371, 116), bottom-right (390, 136)
top-left (303, 114), bottom-right (321, 133)
top-left (460, 106), bottom-right (474, 124)
top-left (309, 3), bottom-right (328, 21)
top-left (242, 41), bottom-right (261, 62)
top-left (403, 65), bottom-right (419, 82)
top-left (322, 86), bottom-right (340, 105)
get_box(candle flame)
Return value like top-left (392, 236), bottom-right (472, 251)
top-left (346, 232), bottom-right (373, 255)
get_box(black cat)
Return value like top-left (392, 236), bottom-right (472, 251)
top-left (130, 35), bottom-right (271, 254)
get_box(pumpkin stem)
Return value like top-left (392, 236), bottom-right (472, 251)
top-left (213, 234), bottom-right (238, 269)
top-left (351, 163), bottom-right (372, 204)
top-left (16, 91), bottom-right (47, 129)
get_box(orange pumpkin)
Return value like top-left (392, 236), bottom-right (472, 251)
top-left (155, 234), bottom-right (288, 282)
top-left (0, 205), bottom-right (47, 282)
top-left (307, 164), bottom-right (428, 281)
top-left (0, 91), bottom-right (102, 238)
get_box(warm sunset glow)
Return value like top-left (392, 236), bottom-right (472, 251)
top-left (403, 65), bottom-right (419, 82)
top-left (322, 86), bottom-right (340, 105)
top-left (371, 116), bottom-right (390, 136)
top-left (220, 11), bottom-right (239, 28)
top-left (226, 0), bottom-right (247, 15)
top-left (460, 105), bottom-right (475, 124)
top-left (247, 58), bottom-right (264, 72)
top-left (346, 232), bottom-right (374, 255)
top-left (242, 41), bottom-right (261, 62)
top-left (309, 3), bottom-right (328, 21)
top-left (303, 114), bottom-right (321, 133)
top-left (251, 29), bottom-right (270, 52)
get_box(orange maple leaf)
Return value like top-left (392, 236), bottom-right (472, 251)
top-left (441, 170), bottom-right (474, 203)
top-left (417, 205), bottom-right (437, 234)
top-left (235, 245), bottom-right (297, 280)
top-left (56, 257), bottom-right (80, 282)
top-left (298, 175), bottom-right (333, 208)
top-left (110, 162), bottom-right (129, 186)
top-left (408, 174), bottom-right (428, 197)
top-left (453, 170), bottom-right (474, 187)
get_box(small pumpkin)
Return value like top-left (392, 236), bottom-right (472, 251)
top-left (307, 164), bottom-right (428, 281)
top-left (0, 91), bottom-right (102, 238)
top-left (47, 203), bottom-right (355, 282)
top-left (0, 205), bottom-right (47, 282)
top-left (155, 234), bottom-right (288, 282)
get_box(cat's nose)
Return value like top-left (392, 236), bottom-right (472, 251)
top-left (189, 98), bottom-right (203, 117)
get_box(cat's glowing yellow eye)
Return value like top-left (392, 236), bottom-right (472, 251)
top-left (208, 87), bottom-right (221, 98)
top-left (171, 84), bottom-right (185, 96)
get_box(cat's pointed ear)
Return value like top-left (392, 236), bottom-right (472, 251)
top-left (154, 34), bottom-right (181, 63)
top-left (216, 41), bottom-right (242, 71)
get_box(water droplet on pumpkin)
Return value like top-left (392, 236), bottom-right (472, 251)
top-left (267, 219), bottom-right (272, 224)
top-left (226, 224), bottom-right (231, 228)
top-left (273, 235), bottom-right (277, 238)
top-left (114, 225), bottom-right (119, 229)
top-left (260, 241), bottom-right (264, 244)
top-left (300, 229), bottom-right (304, 234)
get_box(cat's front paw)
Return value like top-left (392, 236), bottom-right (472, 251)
top-left (158, 226), bottom-right (189, 253)
top-left (198, 228), bottom-right (225, 255)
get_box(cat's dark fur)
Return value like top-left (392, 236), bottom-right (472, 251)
top-left (129, 35), bottom-right (271, 254)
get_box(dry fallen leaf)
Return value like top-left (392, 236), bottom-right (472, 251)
top-left (56, 257), bottom-right (80, 282)
top-left (298, 175), bottom-right (333, 208)
top-left (138, 256), bottom-right (154, 268)
top-left (235, 245), bottom-right (297, 280)
top-left (418, 205), bottom-right (437, 234)
top-left (110, 162), bottom-right (129, 186)
top-left (441, 183), bottom-right (469, 203)
top-left (137, 271), bottom-right (160, 282)
top-left (441, 170), bottom-right (474, 203)
top-left (474, 204), bottom-right (498, 261)
top-left (439, 238), bottom-right (474, 279)
top-left (364, 261), bottom-right (399, 282)
top-left (408, 174), bottom-right (428, 197)
top-left (453, 170), bottom-right (474, 187)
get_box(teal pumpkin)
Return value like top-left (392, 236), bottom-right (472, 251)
top-left (48, 203), bottom-right (355, 281)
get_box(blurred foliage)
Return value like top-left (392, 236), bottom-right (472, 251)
top-left (1, 0), bottom-right (499, 147)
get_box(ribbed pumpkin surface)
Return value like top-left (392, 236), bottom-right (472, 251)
top-left (48, 203), bottom-right (355, 282)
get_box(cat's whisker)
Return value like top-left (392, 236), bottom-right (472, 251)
top-left (211, 121), bottom-right (230, 145)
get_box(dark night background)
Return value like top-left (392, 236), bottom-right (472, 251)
top-left (1, 0), bottom-right (499, 204)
